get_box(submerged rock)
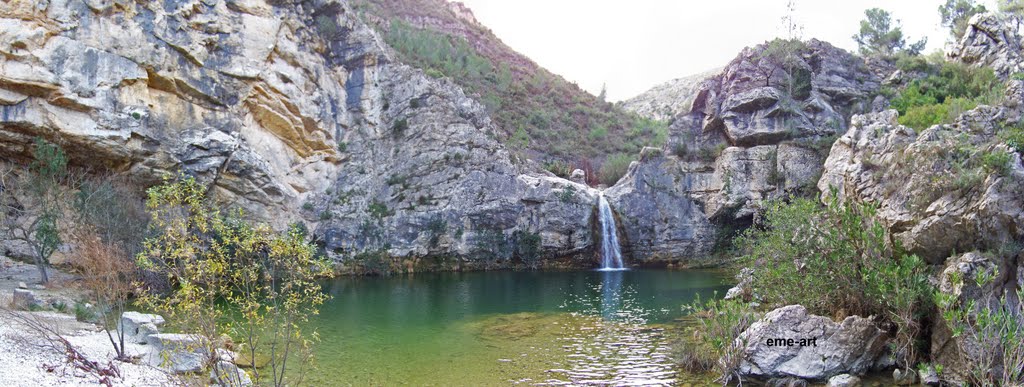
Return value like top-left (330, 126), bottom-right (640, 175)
top-left (735, 305), bottom-right (887, 381)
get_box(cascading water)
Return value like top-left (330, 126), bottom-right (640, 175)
top-left (597, 193), bottom-right (627, 271)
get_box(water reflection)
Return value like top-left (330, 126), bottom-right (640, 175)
top-left (542, 270), bottom-right (681, 386)
top-left (310, 270), bottom-right (731, 385)
top-left (599, 270), bottom-right (623, 321)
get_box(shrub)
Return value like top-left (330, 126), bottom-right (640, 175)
top-left (337, 142), bottom-right (348, 152)
top-left (368, 201), bottom-right (391, 219)
top-left (597, 153), bottom-right (634, 186)
top-left (137, 176), bottom-right (331, 386)
top-left (1000, 123), bottom-right (1024, 153)
top-left (558, 185), bottom-right (576, 203)
top-left (936, 267), bottom-right (1024, 386)
top-left (391, 118), bottom-right (408, 137)
top-left (739, 194), bottom-right (933, 366)
top-left (672, 143), bottom-right (689, 158)
top-left (676, 295), bottom-right (761, 384)
top-left (891, 62), bottom-right (1002, 129)
top-left (980, 150), bottom-right (1011, 175)
top-left (543, 159), bottom-right (573, 178)
top-left (512, 230), bottom-right (542, 269)
top-left (472, 229), bottom-right (510, 269)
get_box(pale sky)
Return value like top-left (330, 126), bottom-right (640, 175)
top-left (459, 0), bottom-right (999, 102)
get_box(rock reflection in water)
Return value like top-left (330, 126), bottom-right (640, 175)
top-left (541, 270), bottom-right (676, 386)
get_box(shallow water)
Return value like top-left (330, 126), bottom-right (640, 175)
top-left (306, 269), bottom-right (731, 386)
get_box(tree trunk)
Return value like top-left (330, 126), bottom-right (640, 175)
top-left (35, 258), bottom-right (48, 283)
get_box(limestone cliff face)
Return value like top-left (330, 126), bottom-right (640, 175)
top-left (606, 39), bottom-right (880, 263)
top-left (0, 0), bottom-right (600, 268)
top-left (818, 82), bottom-right (1024, 264)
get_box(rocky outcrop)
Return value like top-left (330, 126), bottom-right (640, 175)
top-left (949, 12), bottom-right (1024, 79)
top-left (619, 68), bottom-right (721, 121)
top-left (736, 305), bottom-right (888, 382)
top-left (605, 40), bottom-right (877, 262)
top-left (0, 0), bottom-right (605, 268)
top-left (817, 83), bottom-right (1024, 263)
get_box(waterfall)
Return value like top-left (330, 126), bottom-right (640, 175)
top-left (597, 194), bottom-right (627, 271)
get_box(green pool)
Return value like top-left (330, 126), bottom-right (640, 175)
top-left (305, 269), bottom-right (731, 386)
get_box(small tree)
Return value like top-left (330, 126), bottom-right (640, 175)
top-left (939, 0), bottom-right (988, 40)
top-left (70, 175), bottom-right (148, 361)
top-left (0, 138), bottom-right (72, 283)
top-left (853, 8), bottom-right (927, 58)
top-left (137, 175), bottom-right (331, 386)
top-left (74, 232), bottom-right (136, 360)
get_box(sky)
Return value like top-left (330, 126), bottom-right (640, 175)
top-left (458, 0), bottom-right (1000, 102)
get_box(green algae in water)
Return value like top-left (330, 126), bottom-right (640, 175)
top-left (302, 269), bottom-right (730, 385)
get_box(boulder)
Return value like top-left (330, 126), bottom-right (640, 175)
top-left (892, 368), bottom-right (916, 385)
top-left (146, 334), bottom-right (208, 374)
top-left (569, 169), bottom-right (586, 184)
top-left (736, 305), bottom-right (887, 381)
top-left (120, 312), bottom-right (165, 344)
top-left (11, 289), bottom-right (38, 309)
top-left (826, 374), bottom-right (861, 387)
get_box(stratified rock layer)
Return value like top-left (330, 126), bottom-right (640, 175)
top-left (0, 0), bottom-right (599, 268)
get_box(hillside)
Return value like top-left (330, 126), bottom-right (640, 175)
top-left (352, 0), bottom-right (668, 177)
top-left (619, 67), bottom-right (721, 121)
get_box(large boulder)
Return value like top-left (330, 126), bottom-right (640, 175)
top-left (736, 305), bottom-right (888, 382)
top-left (119, 311), bottom-right (165, 344)
top-left (146, 333), bottom-right (208, 374)
top-left (949, 12), bottom-right (1024, 79)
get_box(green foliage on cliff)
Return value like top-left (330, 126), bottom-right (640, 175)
top-left (939, 0), bottom-right (987, 40)
top-left (380, 18), bottom-right (665, 174)
top-left (891, 62), bottom-right (1002, 129)
top-left (738, 194), bottom-right (932, 367)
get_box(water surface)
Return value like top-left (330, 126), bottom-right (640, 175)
top-left (307, 269), bottom-right (730, 386)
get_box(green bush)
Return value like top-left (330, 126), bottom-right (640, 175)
top-left (936, 267), bottom-right (1024, 386)
top-left (598, 153), bottom-right (634, 186)
top-left (1000, 123), bottom-right (1024, 153)
top-left (739, 194), bottom-right (932, 366)
top-left (512, 230), bottom-right (542, 269)
top-left (891, 62), bottom-right (1002, 129)
top-left (980, 150), bottom-right (1011, 175)
top-left (391, 118), bottom-right (409, 137)
top-left (676, 295), bottom-right (761, 383)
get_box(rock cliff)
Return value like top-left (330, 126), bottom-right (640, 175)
top-left (949, 12), bottom-right (1023, 79)
top-left (606, 39), bottom-right (880, 262)
top-left (0, 0), bottom-right (599, 269)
